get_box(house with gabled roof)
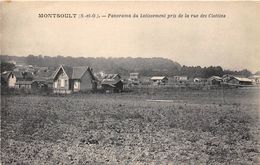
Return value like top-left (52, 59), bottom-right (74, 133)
top-left (227, 76), bottom-right (253, 86)
top-left (222, 75), bottom-right (253, 86)
top-left (208, 76), bottom-right (223, 86)
top-left (52, 65), bottom-right (97, 94)
top-left (1, 71), bottom-right (16, 88)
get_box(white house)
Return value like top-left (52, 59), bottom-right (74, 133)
top-left (150, 76), bottom-right (168, 85)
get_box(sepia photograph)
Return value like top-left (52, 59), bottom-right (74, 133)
top-left (1, 1), bottom-right (260, 164)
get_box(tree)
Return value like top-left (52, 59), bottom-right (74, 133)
top-left (0, 61), bottom-right (15, 73)
top-left (239, 69), bottom-right (252, 77)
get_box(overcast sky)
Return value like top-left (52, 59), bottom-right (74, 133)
top-left (1, 2), bottom-right (260, 72)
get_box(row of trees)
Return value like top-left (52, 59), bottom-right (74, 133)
top-left (179, 66), bottom-right (252, 78)
top-left (0, 55), bottom-right (254, 78)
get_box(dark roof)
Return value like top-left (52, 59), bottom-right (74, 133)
top-left (13, 71), bottom-right (24, 79)
top-left (34, 68), bottom-right (54, 80)
top-left (53, 65), bottom-right (93, 80)
top-left (101, 74), bottom-right (121, 85)
top-left (1, 71), bottom-right (33, 81)
top-left (13, 71), bottom-right (33, 80)
top-left (72, 66), bottom-right (89, 79)
top-left (101, 83), bottom-right (116, 88)
top-left (62, 66), bottom-right (73, 78)
top-left (103, 74), bottom-right (121, 79)
top-left (15, 81), bottom-right (35, 85)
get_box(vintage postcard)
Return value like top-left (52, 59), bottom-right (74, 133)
top-left (1, 1), bottom-right (260, 164)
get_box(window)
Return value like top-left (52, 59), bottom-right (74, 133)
top-left (74, 81), bottom-right (79, 89)
top-left (54, 82), bottom-right (57, 88)
top-left (61, 79), bottom-right (65, 87)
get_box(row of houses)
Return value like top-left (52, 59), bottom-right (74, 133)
top-left (207, 75), bottom-right (257, 86)
top-left (148, 74), bottom-right (259, 87)
top-left (1, 64), bottom-right (259, 94)
top-left (1, 65), bottom-right (124, 94)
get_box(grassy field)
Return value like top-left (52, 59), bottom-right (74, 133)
top-left (1, 88), bottom-right (260, 164)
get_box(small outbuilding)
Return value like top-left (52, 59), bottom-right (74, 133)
top-left (208, 76), bottom-right (223, 86)
top-left (129, 73), bottom-right (139, 80)
top-left (129, 73), bottom-right (140, 85)
top-left (150, 76), bottom-right (168, 85)
top-left (101, 74), bottom-right (123, 93)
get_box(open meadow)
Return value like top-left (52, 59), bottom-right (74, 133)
top-left (1, 88), bottom-right (260, 164)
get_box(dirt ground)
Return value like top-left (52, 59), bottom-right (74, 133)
top-left (1, 88), bottom-right (260, 164)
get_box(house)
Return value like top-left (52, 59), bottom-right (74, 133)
top-left (227, 77), bottom-right (253, 86)
top-left (101, 74), bottom-right (123, 93)
top-left (194, 77), bottom-right (207, 83)
top-left (208, 76), bottom-right (223, 86)
top-left (129, 73), bottom-right (139, 80)
top-left (129, 73), bottom-right (140, 85)
top-left (0, 71), bottom-right (16, 88)
top-left (52, 65), bottom-right (97, 94)
top-left (150, 76), bottom-right (168, 85)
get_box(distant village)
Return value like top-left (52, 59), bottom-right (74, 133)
top-left (1, 61), bottom-right (260, 94)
